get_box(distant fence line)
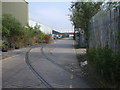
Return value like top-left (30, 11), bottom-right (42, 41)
top-left (88, 6), bottom-right (120, 55)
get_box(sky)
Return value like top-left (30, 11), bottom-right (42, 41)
top-left (28, 2), bottom-right (73, 30)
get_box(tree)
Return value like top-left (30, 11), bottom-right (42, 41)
top-left (70, 2), bottom-right (102, 30)
top-left (69, 2), bottom-right (102, 45)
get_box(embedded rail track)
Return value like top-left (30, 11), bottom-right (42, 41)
top-left (25, 45), bottom-right (88, 88)
top-left (41, 46), bottom-right (82, 79)
top-left (25, 47), bottom-right (54, 89)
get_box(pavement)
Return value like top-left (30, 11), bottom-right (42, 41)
top-left (2, 38), bottom-right (90, 88)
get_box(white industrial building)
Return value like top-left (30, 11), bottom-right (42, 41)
top-left (29, 19), bottom-right (52, 34)
top-left (56, 29), bottom-right (74, 34)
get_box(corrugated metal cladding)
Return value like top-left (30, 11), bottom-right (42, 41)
top-left (2, 1), bottom-right (28, 26)
top-left (29, 19), bottom-right (52, 35)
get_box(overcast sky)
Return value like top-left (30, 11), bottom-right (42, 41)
top-left (29, 2), bottom-right (73, 30)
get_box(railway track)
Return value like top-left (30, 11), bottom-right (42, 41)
top-left (41, 46), bottom-right (82, 79)
top-left (25, 47), bottom-right (54, 89)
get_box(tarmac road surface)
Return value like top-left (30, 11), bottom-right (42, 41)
top-left (2, 38), bottom-right (90, 88)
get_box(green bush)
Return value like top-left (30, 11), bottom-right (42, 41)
top-left (2, 42), bottom-right (8, 49)
top-left (2, 26), bottom-right (10, 39)
top-left (2, 14), bottom-right (23, 46)
top-left (2, 14), bottom-right (46, 48)
top-left (87, 45), bottom-right (120, 85)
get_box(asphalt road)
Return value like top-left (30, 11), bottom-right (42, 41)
top-left (2, 38), bottom-right (90, 88)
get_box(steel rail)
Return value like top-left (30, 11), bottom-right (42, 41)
top-left (41, 46), bottom-right (82, 79)
top-left (25, 47), bottom-right (54, 89)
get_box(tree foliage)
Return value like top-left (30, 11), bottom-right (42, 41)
top-left (69, 2), bottom-right (102, 46)
top-left (69, 2), bottom-right (102, 30)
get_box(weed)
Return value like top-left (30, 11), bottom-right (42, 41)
top-left (87, 45), bottom-right (120, 88)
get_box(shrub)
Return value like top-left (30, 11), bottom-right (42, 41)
top-left (2, 14), bottom-right (23, 46)
top-left (87, 45), bottom-right (120, 86)
top-left (44, 35), bottom-right (51, 43)
top-left (2, 42), bottom-right (8, 52)
top-left (2, 14), bottom-right (46, 48)
top-left (2, 26), bottom-right (10, 39)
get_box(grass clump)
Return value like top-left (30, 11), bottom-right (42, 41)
top-left (87, 45), bottom-right (120, 88)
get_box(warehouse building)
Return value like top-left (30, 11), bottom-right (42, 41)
top-left (2, 0), bottom-right (28, 26)
top-left (29, 19), bottom-right (52, 35)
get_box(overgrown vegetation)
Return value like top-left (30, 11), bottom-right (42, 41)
top-left (71, 2), bottom-right (120, 88)
top-left (44, 34), bottom-right (52, 43)
top-left (76, 45), bottom-right (120, 88)
top-left (2, 14), bottom-right (51, 51)
top-left (87, 45), bottom-right (120, 88)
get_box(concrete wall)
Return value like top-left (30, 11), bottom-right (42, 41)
top-left (2, 1), bottom-right (28, 26)
top-left (88, 6), bottom-right (120, 55)
top-left (0, 2), bottom-right (2, 41)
